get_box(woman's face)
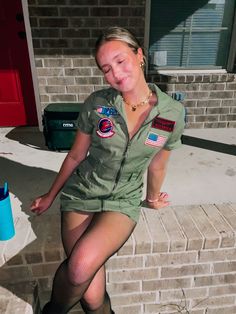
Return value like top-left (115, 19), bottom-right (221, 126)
top-left (96, 40), bottom-right (144, 93)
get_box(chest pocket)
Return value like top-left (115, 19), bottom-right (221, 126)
top-left (91, 112), bottom-right (127, 156)
top-left (144, 130), bottom-right (169, 149)
top-left (144, 116), bottom-right (175, 149)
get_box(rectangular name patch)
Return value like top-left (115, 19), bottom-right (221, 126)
top-left (152, 117), bottom-right (175, 132)
top-left (145, 132), bottom-right (167, 148)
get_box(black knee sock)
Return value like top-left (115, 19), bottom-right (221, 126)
top-left (81, 291), bottom-right (114, 314)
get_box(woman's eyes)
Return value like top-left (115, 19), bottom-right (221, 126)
top-left (103, 60), bottom-right (125, 74)
top-left (103, 68), bottom-right (110, 74)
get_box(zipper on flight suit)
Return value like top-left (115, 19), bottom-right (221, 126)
top-left (110, 104), bottom-right (159, 194)
top-left (110, 109), bottom-right (131, 193)
top-left (111, 139), bottom-right (130, 192)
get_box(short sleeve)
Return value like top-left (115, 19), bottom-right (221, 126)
top-left (164, 105), bottom-right (186, 151)
top-left (77, 95), bottom-right (94, 134)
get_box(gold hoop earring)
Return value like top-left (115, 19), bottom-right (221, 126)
top-left (140, 61), bottom-right (144, 68)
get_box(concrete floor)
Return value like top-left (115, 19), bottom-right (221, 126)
top-left (164, 128), bottom-right (236, 206)
top-left (0, 126), bottom-right (235, 212)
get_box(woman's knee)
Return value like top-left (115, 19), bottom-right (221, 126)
top-left (67, 251), bottom-right (97, 286)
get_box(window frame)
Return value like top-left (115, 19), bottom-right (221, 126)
top-left (144, 0), bottom-right (236, 74)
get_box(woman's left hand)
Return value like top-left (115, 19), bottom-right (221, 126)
top-left (143, 192), bottom-right (170, 210)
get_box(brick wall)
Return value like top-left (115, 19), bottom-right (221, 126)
top-left (147, 73), bottom-right (236, 128)
top-left (29, 0), bottom-right (145, 109)
top-left (28, 0), bottom-right (236, 128)
top-left (1, 204), bottom-right (236, 313)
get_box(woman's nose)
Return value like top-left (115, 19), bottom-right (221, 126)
top-left (112, 66), bottom-right (121, 80)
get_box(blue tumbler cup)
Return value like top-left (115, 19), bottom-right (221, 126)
top-left (0, 182), bottom-right (15, 241)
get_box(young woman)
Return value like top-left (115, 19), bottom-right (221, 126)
top-left (31, 27), bottom-right (185, 314)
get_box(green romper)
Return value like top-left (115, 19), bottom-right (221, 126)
top-left (60, 83), bottom-right (185, 222)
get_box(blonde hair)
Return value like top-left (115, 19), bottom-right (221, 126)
top-left (95, 26), bottom-right (146, 69)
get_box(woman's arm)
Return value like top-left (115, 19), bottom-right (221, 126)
top-left (145, 148), bottom-right (171, 209)
top-left (47, 131), bottom-right (91, 199)
top-left (31, 131), bottom-right (91, 214)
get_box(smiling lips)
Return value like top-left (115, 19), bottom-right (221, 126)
top-left (116, 77), bottom-right (127, 86)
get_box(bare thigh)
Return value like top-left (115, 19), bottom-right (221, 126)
top-left (61, 210), bottom-right (106, 308)
top-left (68, 211), bottom-right (136, 284)
top-left (61, 210), bottom-right (136, 308)
top-left (61, 211), bottom-right (94, 256)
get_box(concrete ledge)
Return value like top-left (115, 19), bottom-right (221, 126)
top-left (0, 281), bottom-right (40, 314)
top-left (0, 203), bottom-right (236, 313)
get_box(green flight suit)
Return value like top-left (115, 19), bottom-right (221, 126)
top-left (60, 83), bottom-right (185, 222)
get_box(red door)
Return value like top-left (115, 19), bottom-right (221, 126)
top-left (0, 0), bottom-right (38, 126)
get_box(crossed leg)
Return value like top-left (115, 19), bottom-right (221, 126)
top-left (43, 210), bottom-right (136, 313)
top-left (61, 211), bottom-right (106, 310)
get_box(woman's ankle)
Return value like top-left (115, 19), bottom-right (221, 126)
top-left (41, 301), bottom-right (68, 314)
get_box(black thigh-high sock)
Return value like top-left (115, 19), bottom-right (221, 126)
top-left (42, 259), bottom-right (93, 314)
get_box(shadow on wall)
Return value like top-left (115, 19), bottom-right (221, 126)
top-left (0, 156), bottom-right (60, 304)
top-left (5, 127), bottom-right (48, 151)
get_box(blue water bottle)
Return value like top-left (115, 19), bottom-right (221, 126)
top-left (0, 182), bottom-right (15, 241)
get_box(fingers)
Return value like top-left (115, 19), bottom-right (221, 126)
top-left (30, 198), bottom-right (40, 209)
top-left (31, 206), bottom-right (46, 215)
top-left (31, 208), bottom-right (41, 215)
top-left (153, 200), bottom-right (170, 210)
top-left (143, 192), bottom-right (170, 210)
top-left (30, 196), bottom-right (47, 215)
top-left (159, 199), bottom-right (170, 208)
top-left (30, 201), bottom-right (42, 215)
top-left (159, 192), bottom-right (169, 200)
top-left (142, 199), bottom-right (169, 210)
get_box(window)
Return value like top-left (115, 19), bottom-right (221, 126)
top-left (147, 0), bottom-right (236, 71)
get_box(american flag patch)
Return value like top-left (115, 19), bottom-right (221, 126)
top-left (145, 132), bottom-right (167, 147)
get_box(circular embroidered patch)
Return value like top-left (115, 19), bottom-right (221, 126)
top-left (96, 118), bottom-right (115, 138)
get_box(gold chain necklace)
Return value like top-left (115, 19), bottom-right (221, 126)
top-left (123, 90), bottom-right (152, 111)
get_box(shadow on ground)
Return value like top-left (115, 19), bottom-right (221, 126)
top-left (0, 156), bottom-right (60, 305)
top-left (5, 127), bottom-right (48, 151)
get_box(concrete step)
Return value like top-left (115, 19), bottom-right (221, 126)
top-left (0, 281), bottom-right (40, 314)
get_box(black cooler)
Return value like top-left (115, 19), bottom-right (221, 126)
top-left (43, 103), bottom-right (83, 151)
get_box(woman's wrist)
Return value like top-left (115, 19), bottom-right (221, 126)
top-left (146, 193), bottom-right (161, 203)
top-left (47, 189), bottom-right (57, 200)
top-left (146, 198), bottom-right (159, 203)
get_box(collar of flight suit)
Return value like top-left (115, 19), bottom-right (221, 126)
top-left (106, 83), bottom-right (174, 126)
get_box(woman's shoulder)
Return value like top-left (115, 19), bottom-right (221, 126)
top-left (85, 87), bottom-right (119, 104)
top-left (151, 83), bottom-right (184, 114)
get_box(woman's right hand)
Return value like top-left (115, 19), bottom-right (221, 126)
top-left (30, 193), bottom-right (54, 215)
